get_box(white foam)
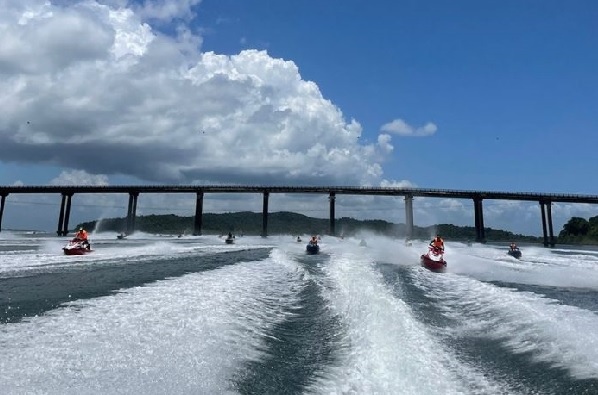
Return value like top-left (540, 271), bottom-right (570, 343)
top-left (0, 248), bottom-right (305, 394)
top-left (433, 242), bottom-right (598, 290)
top-left (2, 234), bottom-right (598, 391)
top-left (411, 270), bottom-right (598, 379)
top-left (0, 236), bottom-right (272, 276)
top-left (308, 245), bottom-right (508, 394)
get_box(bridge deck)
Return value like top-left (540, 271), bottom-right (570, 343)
top-left (1, 185), bottom-right (598, 203)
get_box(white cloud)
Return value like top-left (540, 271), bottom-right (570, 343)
top-left (50, 170), bottom-right (109, 186)
top-left (380, 119), bottom-right (437, 137)
top-left (0, 0), bottom-right (393, 187)
top-left (132, 0), bottom-right (203, 22)
top-left (380, 179), bottom-right (416, 188)
top-left (377, 134), bottom-right (393, 154)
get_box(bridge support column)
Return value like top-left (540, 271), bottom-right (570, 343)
top-left (0, 193), bottom-right (7, 233)
top-left (57, 194), bottom-right (66, 236)
top-left (0, 193), bottom-right (8, 232)
top-left (261, 192), bottom-right (269, 238)
top-left (62, 193), bottom-right (73, 236)
top-left (126, 192), bottom-right (139, 235)
top-left (539, 201), bottom-right (550, 247)
top-left (474, 198), bottom-right (486, 243)
top-left (404, 195), bottom-right (413, 240)
top-left (193, 192), bottom-right (204, 236)
top-left (546, 201), bottom-right (555, 247)
top-left (56, 193), bottom-right (73, 236)
top-left (329, 192), bottom-right (336, 236)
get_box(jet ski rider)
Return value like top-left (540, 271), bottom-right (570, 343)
top-left (75, 227), bottom-right (90, 249)
top-left (429, 235), bottom-right (444, 252)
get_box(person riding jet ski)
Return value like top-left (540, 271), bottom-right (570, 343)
top-left (429, 235), bottom-right (444, 252)
top-left (74, 227), bottom-right (90, 250)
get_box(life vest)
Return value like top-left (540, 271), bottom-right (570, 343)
top-left (432, 238), bottom-right (444, 248)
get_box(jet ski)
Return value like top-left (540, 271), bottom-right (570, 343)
top-left (225, 234), bottom-right (235, 244)
top-left (306, 241), bottom-right (320, 255)
top-left (507, 247), bottom-right (522, 259)
top-left (63, 238), bottom-right (92, 255)
top-left (421, 246), bottom-right (446, 272)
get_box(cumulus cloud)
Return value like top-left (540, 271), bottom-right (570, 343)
top-left (50, 170), bottom-right (109, 186)
top-left (0, 0), bottom-right (396, 187)
top-left (380, 119), bottom-right (437, 137)
top-left (132, 0), bottom-right (203, 22)
top-left (380, 179), bottom-right (416, 188)
top-left (377, 134), bottom-right (393, 155)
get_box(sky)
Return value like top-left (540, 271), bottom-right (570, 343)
top-left (0, 0), bottom-right (597, 235)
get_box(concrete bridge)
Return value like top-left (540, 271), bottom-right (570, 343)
top-left (1, 185), bottom-right (597, 247)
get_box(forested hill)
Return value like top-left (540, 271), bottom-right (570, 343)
top-left (76, 212), bottom-right (542, 242)
top-left (558, 216), bottom-right (598, 244)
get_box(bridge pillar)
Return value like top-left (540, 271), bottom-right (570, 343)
top-left (62, 193), bottom-right (73, 236)
top-left (131, 193), bottom-right (138, 233)
top-left (473, 198), bottom-right (486, 243)
top-left (126, 192), bottom-right (139, 235)
top-left (56, 193), bottom-right (74, 236)
top-left (329, 192), bottom-right (336, 236)
top-left (193, 192), bottom-right (204, 236)
top-left (539, 201), bottom-right (549, 247)
top-left (57, 194), bottom-right (66, 236)
top-left (125, 194), bottom-right (133, 234)
top-left (404, 194), bottom-right (414, 240)
top-left (546, 201), bottom-right (555, 247)
top-left (0, 193), bottom-right (7, 233)
top-left (262, 192), bottom-right (269, 238)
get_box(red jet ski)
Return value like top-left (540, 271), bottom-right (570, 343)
top-left (421, 246), bottom-right (446, 272)
top-left (63, 238), bottom-right (92, 255)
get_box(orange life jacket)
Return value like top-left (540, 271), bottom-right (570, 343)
top-left (432, 238), bottom-right (444, 248)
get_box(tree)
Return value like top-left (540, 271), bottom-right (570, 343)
top-left (559, 217), bottom-right (590, 237)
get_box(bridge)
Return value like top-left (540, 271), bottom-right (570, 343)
top-left (1, 185), bottom-right (597, 247)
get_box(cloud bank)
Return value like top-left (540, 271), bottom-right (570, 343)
top-left (0, 0), bottom-right (396, 186)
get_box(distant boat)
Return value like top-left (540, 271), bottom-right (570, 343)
top-left (116, 233), bottom-right (127, 240)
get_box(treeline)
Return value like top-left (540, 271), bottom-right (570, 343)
top-left (76, 211), bottom-right (542, 242)
top-left (558, 216), bottom-right (598, 244)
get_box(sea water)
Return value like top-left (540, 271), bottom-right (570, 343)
top-left (1, 232), bottom-right (597, 394)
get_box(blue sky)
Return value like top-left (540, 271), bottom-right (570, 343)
top-left (196, 0), bottom-right (598, 192)
top-left (0, 0), bottom-right (597, 234)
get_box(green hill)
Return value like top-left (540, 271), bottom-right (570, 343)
top-left (76, 212), bottom-right (542, 242)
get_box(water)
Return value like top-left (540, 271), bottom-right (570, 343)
top-left (1, 232), bottom-right (597, 394)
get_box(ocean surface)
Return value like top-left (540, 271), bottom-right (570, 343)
top-left (1, 231), bottom-right (598, 395)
